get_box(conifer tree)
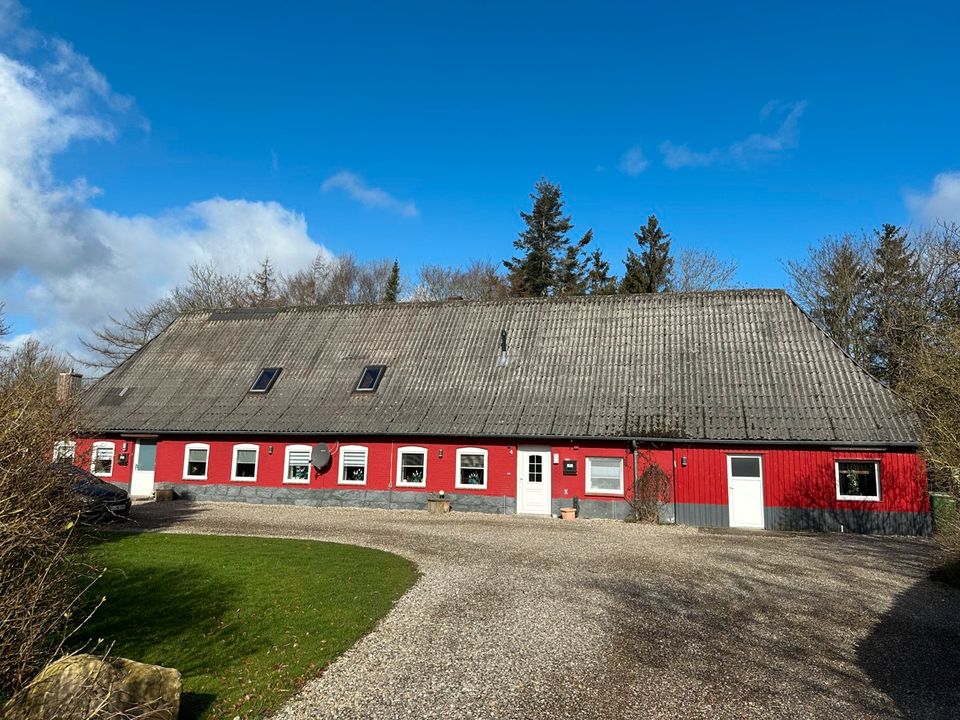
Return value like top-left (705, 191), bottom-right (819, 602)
top-left (866, 224), bottom-right (925, 385)
top-left (249, 256), bottom-right (279, 306)
top-left (620, 215), bottom-right (674, 294)
top-left (555, 229), bottom-right (593, 296)
top-left (504, 179), bottom-right (574, 297)
top-left (585, 248), bottom-right (617, 294)
top-left (384, 259), bottom-right (401, 303)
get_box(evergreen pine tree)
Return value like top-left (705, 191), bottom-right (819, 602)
top-left (555, 229), bottom-right (593, 295)
top-left (384, 259), bottom-right (401, 303)
top-left (504, 179), bottom-right (573, 296)
top-left (585, 248), bottom-right (617, 294)
top-left (620, 215), bottom-right (674, 294)
top-left (250, 256), bottom-right (279, 306)
top-left (866, 224), bottom-right (924, 385)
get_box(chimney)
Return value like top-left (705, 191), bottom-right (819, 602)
top-left (56, 372), bottom-right (83, 402)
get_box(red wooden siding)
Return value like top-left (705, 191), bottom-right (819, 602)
top-left (672, 445), bottom-right (929, 513)
top-left (76, 435), bottom-right (928, 522)
top-left (78, 435), bottom-right (650, 502)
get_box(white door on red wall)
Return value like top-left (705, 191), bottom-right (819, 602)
top-left (517, 446), bottom-right (552, 515)
top-left (130, 440), bottom-right (157, 498)
top-left (727, 455), bottom-right (765, 528)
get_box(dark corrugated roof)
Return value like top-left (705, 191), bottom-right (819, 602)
top-left (80, 290), bottom-right (919, 445)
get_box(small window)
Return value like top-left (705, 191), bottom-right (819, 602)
top-left (396, 447), bottom-right (427, 487)
top-left (232, 444), bottom-right (259, 481)
top-left (249, 367), bottom-right (282, 393)
top-left (339, 446), bottom-right (368, 485)
top-left (836, 460), bottom-right (880, 501)
top-left (730, 456), bottom-right (762, 478)
top-left (355, 365), bottom-right (386, 392)
top-left (456, 448), bottom-right (487, 489)
top-left (53, 441), bottom-right (76, 463)
top-left (91, 442), bottom-right (115, 477)
top-left (183, 443), bottom-right (209, 479)
top-left (586, 457), bottom-right (624, 495)
top-left (285, 444), bottom-right (312, 484)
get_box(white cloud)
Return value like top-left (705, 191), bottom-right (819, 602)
top-left (0, 6), bottom-right (330, 356)
top-left (618, 146), bottom-right (649, 176)
top-left (660, 100), bottom-right (808, 169)
top-left (321, 170), bottom-right (419, 217)
top-left (906, 172), bottom-right (960, 224)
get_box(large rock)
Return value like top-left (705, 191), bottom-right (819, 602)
top-left (2, 653), bottom-right (181, 720)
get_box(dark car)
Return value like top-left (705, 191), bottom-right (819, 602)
top-left (52, 464), bottom-right (132, 521)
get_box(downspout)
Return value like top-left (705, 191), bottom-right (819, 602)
top-left (388, 441), bottom-right (395, 510)
top-left (630, 439), bottom-right (639, 521)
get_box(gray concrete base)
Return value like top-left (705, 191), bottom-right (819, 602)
top-left (765, 506), bottom-right (932, 535)
top-left (155, 483), bottom-right (519, 515)
top-left (675, 502), bottom-right (730, 528)
top-left (673, 501), bottom-right (931, 535)
top-left (152, 483), bottom-right (647, 519)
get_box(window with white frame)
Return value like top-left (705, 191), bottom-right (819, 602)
top-left (53, 441), bottom-right (76, 463)
top-left (456, 448), bottom-right (487, 489)
top-left (183, 443), bottom-right (209, 479)
top-left (586, 457), bottom-right (624, 495)
top-left (285, 444), bottom-right (312, 484)
top-left (836, 460), bottom-right (880, 501)
top-left (91, 441), bottom-right (115, 477)
top-left (231, 444), bottom-right (259, 481)
top-left (339, 445), bottom-right (368, 485)
top-left (396, 446), bottom-right (427, 487)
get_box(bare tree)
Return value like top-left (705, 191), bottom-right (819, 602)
top-left (0, 313), bottom-right (89, 694)
top-left (79, 263), bottom-right (252, 370)
top-left (412, 260), bottom-right (509, 302)
top-left (784, 233), bottom-right (872, 364)
top-left (672, 248), bottom-right (738, 292)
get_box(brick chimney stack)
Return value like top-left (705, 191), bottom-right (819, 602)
top-left (56, 372), bottom-right (83, 402)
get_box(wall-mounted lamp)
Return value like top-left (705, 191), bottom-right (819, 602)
top-left (121, 442), bottom-right (128, 452)
top-left (268, 445), bottom-right (274, 455)
top-left (438, 448), bottom-right (444, 459)
top-left (681, 456), bottom-right (687, 467)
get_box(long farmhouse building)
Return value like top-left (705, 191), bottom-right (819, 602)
top-left (70, 290), bottom-right (931, 534)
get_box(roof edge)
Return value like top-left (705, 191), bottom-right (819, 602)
top-left (78, 427), bottom-right (920, 448)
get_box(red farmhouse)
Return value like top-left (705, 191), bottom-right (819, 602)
top-left (72, 290), bottom-right (930, 534)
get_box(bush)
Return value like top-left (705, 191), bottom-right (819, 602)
top-left (627, 457), bottom-right (670, 523)
top-left (0, 338), bottom-right (87, 693)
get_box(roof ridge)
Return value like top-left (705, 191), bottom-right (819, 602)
top-left (178, 287), bottom-right (789, 320)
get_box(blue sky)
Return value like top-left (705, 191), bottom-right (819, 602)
top-left (1, 0), bottom-right (959, 352)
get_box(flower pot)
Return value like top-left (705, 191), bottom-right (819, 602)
top-left (560, 507), bottom-right (577, 521)
top-left (427, 498), bottom-right (451, 514)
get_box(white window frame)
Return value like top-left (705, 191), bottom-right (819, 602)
top-left (284, 444), bottom-right (313, 485)
top-left (396, 446), bottom-right (428, 487)
top-left (835, 459), bottom-right (881, 502)
top-left (231, 443), bottom-right (259, 482)
top-left (53, 440), bottom-right (76, 463)
top-left (338, 445), bottom-right (368, 486)
top-left (90, 441), bottom-right (115, 477)
top-left (585, 456), bottom-right (624, 496)
top-left (182, 442), bottom-right (210, 480)
top-left (455, 447), bottom-right (488, 490)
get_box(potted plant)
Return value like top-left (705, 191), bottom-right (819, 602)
top-left (560, 507), bottom-right (576, 521)
top-left (426, 490), bottom-right (450, 514)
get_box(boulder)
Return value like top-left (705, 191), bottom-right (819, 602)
top-left (2, 653), bottom-right (181, 720)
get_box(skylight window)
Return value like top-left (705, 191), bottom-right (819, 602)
top-left (249, 367), bottom-right (282, 393)
top-left (355, 365), bottom-right (386, 392)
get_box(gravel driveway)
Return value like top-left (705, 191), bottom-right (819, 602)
top-left (124, 502), bottom-right (959, 720)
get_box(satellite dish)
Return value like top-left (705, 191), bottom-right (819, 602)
top-left (310, 443), bottom-right (331, 470)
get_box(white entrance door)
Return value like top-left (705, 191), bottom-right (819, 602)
top-left (727, 455), bottom-right (764, 528)
top-left (130, 439), bottom-right (157, 498)
top-left (517, 446), bottom-right (552, 515)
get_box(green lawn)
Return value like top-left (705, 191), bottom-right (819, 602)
top-left (80, 533), bottom-right (417, 720)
